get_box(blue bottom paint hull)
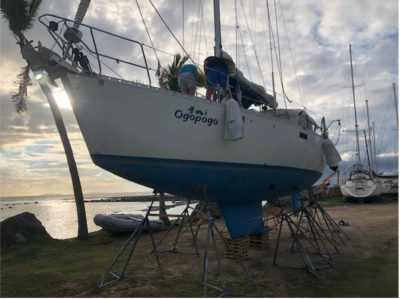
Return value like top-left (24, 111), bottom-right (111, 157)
top-left (91, 154), bottom-right (322, 237)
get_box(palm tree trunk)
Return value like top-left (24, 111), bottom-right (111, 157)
top-left (37, 80), bottom-right (89, 240)
top-left (159, 192), bottom-right (170, 226)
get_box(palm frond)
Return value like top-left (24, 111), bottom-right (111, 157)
top-left (1, 0), bottom-right (43, 45)
top-left (26, 0), bottom-right (43, 30)
top-left (156, 53), bottom-right (192, 92)
top-left (11, 65), bottom-right (31, 113)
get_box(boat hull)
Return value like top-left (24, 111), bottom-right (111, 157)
top-left (376, 177), bottom-right (398, 197)
top-left (94, 214), bottom-right (164, 233)
top-left (92, 154), bottom-right (321, 203)
top-left (340, 180), bottom-right (382, 198)
top-left (62, 73), bottom-right (326, 237)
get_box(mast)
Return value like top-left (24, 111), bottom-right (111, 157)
top-left (63, 0), bottom-right (92, 59)
top-left (213, 0), bottom-right (222, 57)
top-left (365, 100), bottom-right (374, 170)
top-left (393, 83), bottom-right (398, 129)
top-left (266, 0), bottom-right (276, 114)
top-left (373, 121), bottom-right (378, 173)
top-left (363, 129), bottom-right (371, 170)
top-left (349, 44), bottom-right (361, 166)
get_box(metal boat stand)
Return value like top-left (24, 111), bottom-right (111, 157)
top-left (289, 197), bottom-right (340, 261)
top-left (93, 193), bottom-right (163, 291)
top-left (308, 188), bottom-right (350, 246)
top-left (202, 217), bottom-right (264, 298)
top-left (151, 199), bottom-right (201, 256)
top-left (263, 202), bottom-right (279, 230)
top-left (271, 188), bottom-right (333, 278)
top-left (150, 183), bottom-right (211, 255)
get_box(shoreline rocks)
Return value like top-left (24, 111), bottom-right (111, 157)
top-left (1, 212), bottom-right (53, 248)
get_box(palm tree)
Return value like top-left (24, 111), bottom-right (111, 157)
top-left (156, 53), bottom-right (206, 92)
top-left (157, 53), bottom-right (189, 92)
top-left (1, 0), bottom-right (89, 240)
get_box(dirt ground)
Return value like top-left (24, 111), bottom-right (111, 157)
top-left (1, 201), bottom-right (398, 297)
top-left (86, 202), bottom-right (398, 297)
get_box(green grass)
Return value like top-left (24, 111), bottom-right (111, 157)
top-left (318, 196), bottom-right (398, 207)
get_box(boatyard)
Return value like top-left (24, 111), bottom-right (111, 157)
top-left (0, 0), bottom-right (398, 298)
top-left (1, 199), bottom-right (397, 298)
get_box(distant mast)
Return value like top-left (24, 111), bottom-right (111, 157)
top-left (349, 44), bottom-right (361, 166)
top-left (393, 83), bottom-right (398, 129)
top-left (213, 0), bottom-right (222, 57)
top-left (366, 100), bottom-right (374, 170)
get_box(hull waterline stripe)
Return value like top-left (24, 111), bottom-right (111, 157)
top-left (91, 154), bottom-right (322, 177)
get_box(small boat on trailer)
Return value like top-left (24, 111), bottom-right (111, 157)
top-left (94, 214), bottom-right (164, 233)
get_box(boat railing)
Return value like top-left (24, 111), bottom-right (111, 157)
top-left (37, 15), bottom-right (324, 135)
top-left (342, 163), bottom-right (377, 182)
top-left (38, 14), bottom-right (152, 85)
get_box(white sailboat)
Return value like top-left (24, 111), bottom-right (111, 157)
top-left (340, 45), bottom-right (382, 200)
top-left (376, 173), bottom-right (398, 196)
top-left (375, 83), bottom-right (399, 197)
top-left (23, 0), bottom-right (341, 238)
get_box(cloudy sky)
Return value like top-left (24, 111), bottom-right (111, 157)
top-left (0, 0), bottom-right (398, 197)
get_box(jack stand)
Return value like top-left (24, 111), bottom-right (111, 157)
top-left (271, 188), bottom-right (333, 278)
top-left (202, 217), bottom-right (264, 298)
top-left (308, 188), bottom-right (350, 245)
top-left (152, 199), bottom-right (200, 256)
top-left (289, 198), bottom-right (340, 261)
top-left (264, 202), bottom-right (279, 230)
top-left (93, 193), bottom-right (163, 291)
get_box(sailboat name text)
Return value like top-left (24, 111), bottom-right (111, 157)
top-left (175, 107), bottom-right (218, 126)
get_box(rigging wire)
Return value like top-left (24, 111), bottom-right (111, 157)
top-left (239, 0), bottom-right (267, 88)
top-left (278, 0), bottom-right (304, 106)
top-left (273, 0), bottom-right (282, 79)
top-left (235, 0), bottom-right (238, 66)
top-left (190, 0), bottom-right (196, 57)
top-left (80, 46), bottom-right (125, 79)
top-left (136, 0), bottom-right (160, 68)
top-left (192, 0), bottom-right (203, 63)
top-left (135, 0), bottom-right (321, 119)
top-left (200, 1), bottom-right (208, 58)
top-left (377, 87), bottom-right (393, 154)
top-left (265, 0), bottom-right (289, 116)
top-left (257, 0), bottom-right (272, 72)
top-left (147, 0), bottom-right (202, 73)
top-left (142, 43), bottom-right (174, 57)
top-left (238, 26), bottom-right (253, 81)
top-left (272, 0), bottom-right (290, 111)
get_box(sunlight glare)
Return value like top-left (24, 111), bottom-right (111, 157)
top-left (52, 88), bottom-right (72, 110)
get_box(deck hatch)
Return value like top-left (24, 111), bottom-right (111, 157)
top-left (300, 132), bottom-right (308, 140)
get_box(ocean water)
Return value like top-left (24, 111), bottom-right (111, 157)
top-left (0, 193), bottom-right (194, 239)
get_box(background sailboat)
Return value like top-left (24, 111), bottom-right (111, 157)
top-left (375, 83), bottom-right (399, 197)
top-left (340, 44), bottom-right (382, 200)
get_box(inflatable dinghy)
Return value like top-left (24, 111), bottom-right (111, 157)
top-left (94, 214), bottom-right (164, 233)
